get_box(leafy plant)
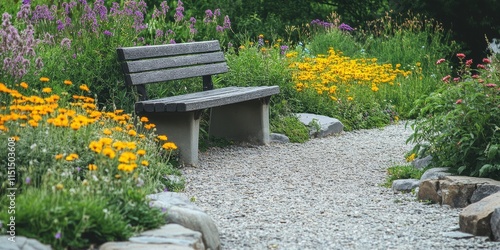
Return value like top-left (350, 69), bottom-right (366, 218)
top-left (408, 53), bottom-right (500, 180)
top-left (383, 165), bottom-right (424, 187)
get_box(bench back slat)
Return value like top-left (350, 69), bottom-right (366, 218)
top-left (122, 52), bottom-right (226, 74)
top-left (117, 40), bottom-right (228, 87)
top-left (124, 62), bottom-right (228, 86)
top-left (117, 40), bottom-right (222, 60)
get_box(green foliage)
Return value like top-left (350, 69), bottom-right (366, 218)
top-left (408, 54), bottom-right (500, 180)
top-left (383, 165), bottom-right (424, 187)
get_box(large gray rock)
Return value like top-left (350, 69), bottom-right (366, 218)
top-left (147, 192), bottom-right (221, 250)
top-left (492, 208), bottom-right (500, 241)
top-left (418, 179), bottom-right (441, 204)
top-left (411, 155), bottom-right (433, 170)
top-left (470, 184), bottom-right (500, 203)
top-left (0, 236), bottom-right (51, 250)
top-left (459, 192), bottom-right (500, 237)
top-left (295, 113), bottom-right (343, 138)
top-left (392, 179), bottom-right (420, 193)
top-left (270, 133), bottom-right (290, 143)
top-left (420, 167), bottom-right (451, 181)
top-left (440, 176), bottom-right (477, 208)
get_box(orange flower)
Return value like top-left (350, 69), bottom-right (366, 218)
top-left (88, 164), bottom-right (98, 171)
top-left (42, 87), bottom-right (52, 93)
top-left (140, 116), bottom-right (149, 122)
top-left (20, 82), bottom-right (28, 89)
top-left (162, 142), bottom-right (178, 150)
top-left (55, 154), bottom-right (64, 160)
top-left (40, 77), bottom-right (50, 82)
top-left (79, 84), bottom-right (90, 92)
top-left (64, 80), bottom-right (73, 85)
top-left (65, 153), bottom-right (79, 161)
top-left (157, 135), bottom-right (168, 141)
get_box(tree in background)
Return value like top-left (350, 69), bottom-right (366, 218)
top-left (389, 0), bottom-right (500, 61)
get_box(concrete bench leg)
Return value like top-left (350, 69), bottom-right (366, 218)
top-left (141, 112), bottom-right (200, 166)
top-left (209, 99), bottom-right (270, 144)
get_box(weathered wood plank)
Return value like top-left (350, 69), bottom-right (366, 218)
top-left (117, 40), bottom-right (221, 61)
top-left (122, 52), bottom-right (226, 73)
top-left (135, 86), bottom-right (280, 113)
top-left (124, 62), bottom-right (228, 85)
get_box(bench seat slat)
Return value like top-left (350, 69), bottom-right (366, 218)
top-left (117, 40), bottom-right (221, 60)
top-left (122, 52), bottom-right (226, 73)
top-left (136, 86), bottom-right (279, 113)
top-left (124, 62), bottom-right (228, 85)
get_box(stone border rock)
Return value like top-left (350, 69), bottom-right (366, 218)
top-left (417, 168), bottom-right (500, 241)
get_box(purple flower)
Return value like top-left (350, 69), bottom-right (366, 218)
top-left (22, 0), bottom-right (30, 4)
top-left (216, 25), bottom-right (224, 33)
top-left (25, 177), bottom-right (31, 184)
top-left (16, 3), bottom-right (31, 22)
top-left (93, 0), bottom-right (108, 20)
top-left (160, 1), bottom-right (169, 14)
top-left (103, 30), bottom-right (112, 36)
top-left (280, 45), bottom-right (289, 55)
top-left (223, 15), bottom-right (231, 29)
top-left (169, 39), bottom-right (176, 44)
top-left (56, 20), bottom-right (65, 31)
top-left (155, 29), bottom-right (164, 38)
top-left (55, 232), bottom-right (61, 239)
top-left (31, 5), bottom-right (55, 23)
top-left (214, 8), bottom-right (221, 16)
top-left (76, 166), bottom-right (81, 172)
top-left (311, 19), bottom-right (333, 28)
top-left (338, 23), bottom-right (354, 32)
top-left (174, 0), bottom-right (184, 22)
top-left (60, 38), bottom-right (71, 50)
top-left (205, 9), bottom-right (213, 19)
top-left (163, 187), bottom-right (169, 192)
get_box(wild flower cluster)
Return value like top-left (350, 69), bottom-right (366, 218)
top-left (0, 0), bottom-right (233, 109)
top-left (408, 53), bottom-right (500, 179)
top-left (287, 47), bottom-right (412, 102)
top-left (0, 78), bottom-right (182, 248)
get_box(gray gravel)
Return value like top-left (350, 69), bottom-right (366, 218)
top-left (182, 122), bottom-right (500, 250)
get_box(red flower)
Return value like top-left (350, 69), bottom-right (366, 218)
top-left (477, 64), bottom-right (485, 69)
top-left (436, 58), bottom-right (446, 65)
top-left (455, 99), bottom-right (463, 104)
top-left (472, 74), bottom-right (479, 79)
top-left (456, 53), bottom-right (466, 59)
top-left (486, 83), bottom-right (497, 88)
top-left (453, 77), bottom-right (460, 82)
top-left (442, 75), bottom-right (451, 82)
top-left (466, 59), bottom-right (473, 66)
top-left (483, 58), bottom-right (492, 64)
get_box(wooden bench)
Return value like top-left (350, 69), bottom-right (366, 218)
top-left (117, 40), bottom-right (280, 166)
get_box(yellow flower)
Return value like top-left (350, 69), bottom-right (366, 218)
top-left (88, 164), bottom-right (98, 171)
top-left (55, 154), bottom-right (64, 160)
top-left (157, 135), bottom-right (168, 141)
top-left (140, 116), bottom-right (149, 122)
top-left (42, 87), bottom-right (52, 93)
top-left (141, 160), bottom-right (149, 167)
top-left (82, 179), bottom-right (89, 186)
top-left (55, 183), bottom-right (64, 190)
top-left (40, 77), bottom-right (50, 82)
top-left (115, 174), bottom-right (121, 179)
top-left (103, 128), bottom-right (112, 135)
top-left (79, 84), bottom-right (90, 92)
top-left (65, 153), bottom-right (79, 161)
top-left (102, 147), bottom-right (116, 159)
top-left (144, 124), bottom-right (156, 130)
top-left (20, 82), bottom-right (28, 89)
top-left (89, 141), bottom-right (103, 153)
top-left (118, 151), bottom-right (136, 164)
top-left (128, 130), bottom-right (137, 136)
top-left (347, 96), bottom-right (354, 101)
top-left (137, 149), bottom-right (146, 156)
top-left (70, 122), bottom-right (81, 130)
top-left (64, 80), bottom-right (73, 85)
top-left (406, 153), bottom-right (416, 162)
top-left (162, 142), bottom-right (178, 150)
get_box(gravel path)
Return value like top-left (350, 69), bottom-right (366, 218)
top-left (182, 123), bottom-right (500, 250)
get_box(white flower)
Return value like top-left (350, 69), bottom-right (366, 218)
top-left (30, 143), bottom-right (37, 149)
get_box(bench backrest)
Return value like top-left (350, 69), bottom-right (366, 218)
top-left (117, 40), bottom-right (228, 100)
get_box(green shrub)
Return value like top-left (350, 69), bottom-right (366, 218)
top-left (407, 53), bottom-right (500, 180)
